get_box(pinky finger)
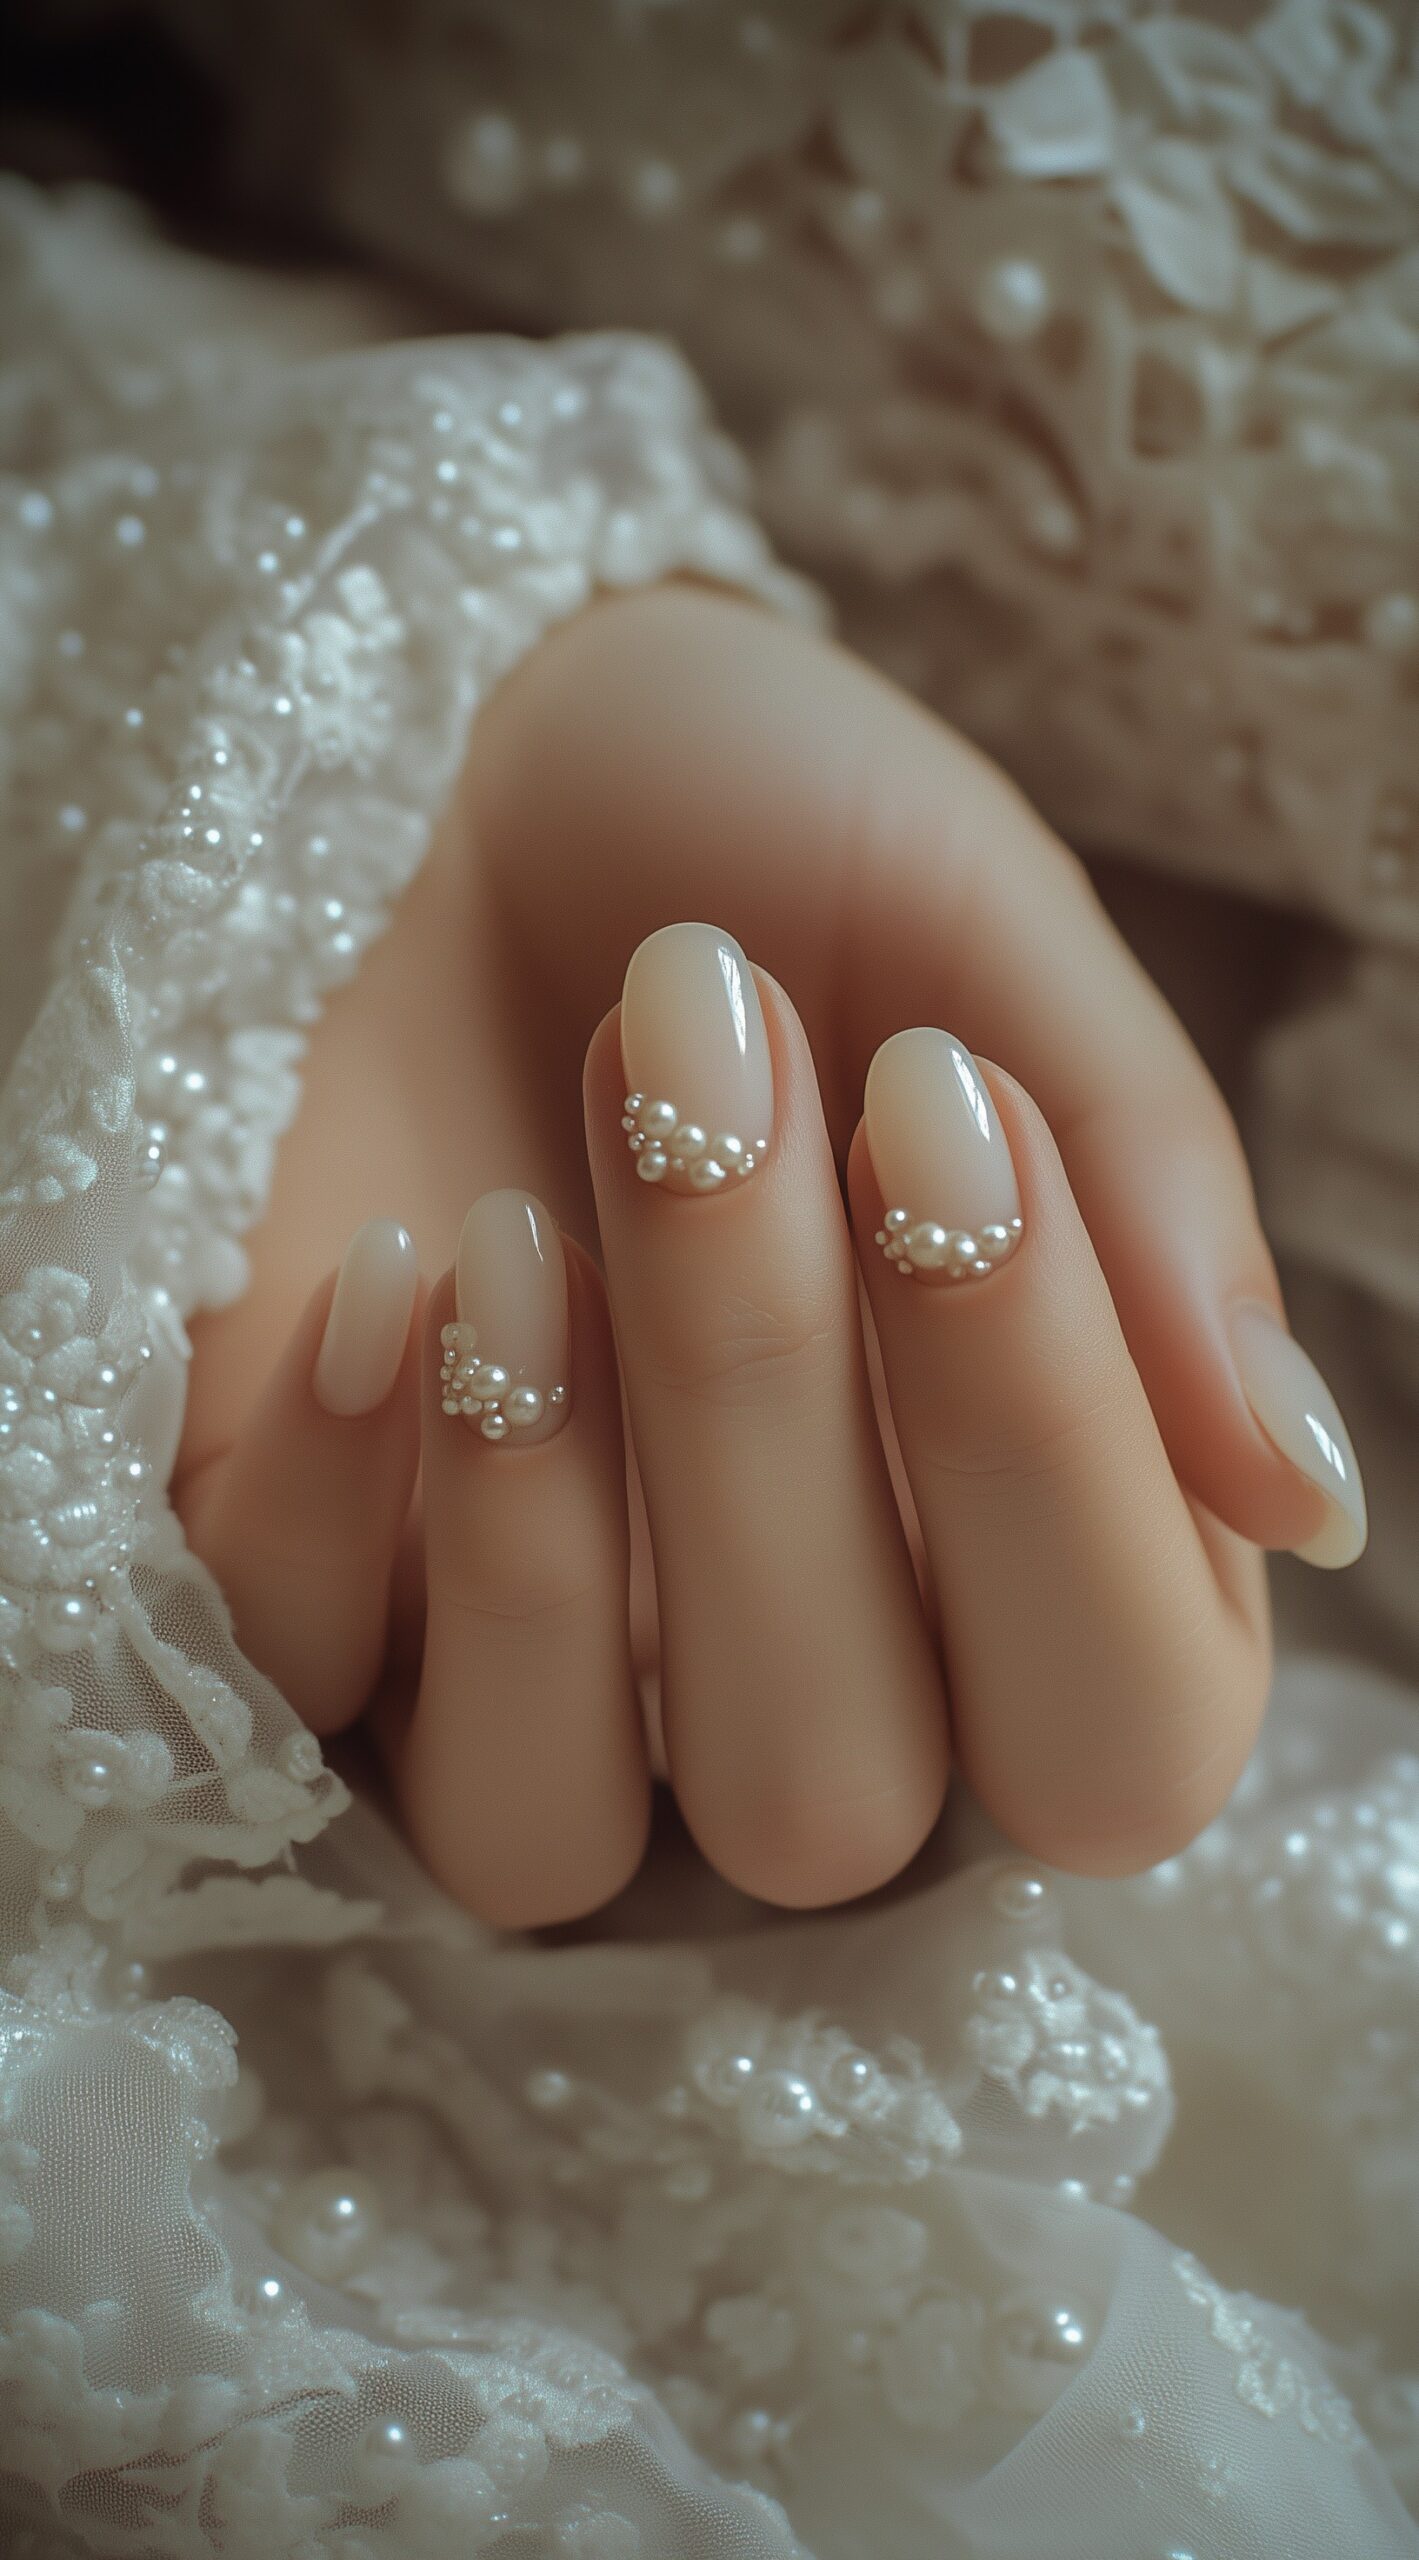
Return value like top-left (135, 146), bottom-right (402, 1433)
top-left (176, 1220), bottom-right (423, 1733)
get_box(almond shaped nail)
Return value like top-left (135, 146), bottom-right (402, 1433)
top-left (445, 1189), bottom-right (569, 1445)
top-left (619, 921), bottom-right (773, 1197)
top-left (313, 1219), bottom-right (418, 1416)
top-left (864, 1027), bottom-right (1023, 1284)
top-left (1229, 1300), bottom-right (1367, 1568)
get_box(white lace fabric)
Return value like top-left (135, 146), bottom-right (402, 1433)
top-left (0, 15), bottom-right (1417, 2552)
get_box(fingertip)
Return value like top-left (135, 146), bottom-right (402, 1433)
top-left (312, 1218), bottom-right (420, 1417)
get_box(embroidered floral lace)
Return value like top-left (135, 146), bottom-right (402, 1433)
top-left (1, 5), bottom-right (1417, 2551)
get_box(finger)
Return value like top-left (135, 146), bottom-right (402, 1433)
top-left (396, 1193), bottom-right (650, 1929)
top-left (175, 1220), bottom-right (422, 1734)
top-left (585, 924), bottom-right (948, 1911)
top-left (469, 586), bottom-right (1365, 1560)
top-left (850, 1029), bottom-right (1273, 1875)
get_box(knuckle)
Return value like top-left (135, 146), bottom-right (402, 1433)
top-left (433, 1556), bottom-right (607, 1636)
top-left (650, 1283), bottom-right (844, 1412)
top-left (922, 1381), bottom-right (1124, 1491)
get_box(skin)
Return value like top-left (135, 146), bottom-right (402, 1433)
top-left (174, 579), bottom-right (1329, 1926)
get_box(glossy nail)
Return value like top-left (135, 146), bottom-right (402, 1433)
top-left (445, 1189), bottom-right (570, 1445)
top-left (864, 1027), bottom-right (1023, 1284)
top-left (1228, 1301), bottom-right (1367, 1568)
top-left (620, 920), bottom-right (772, 1197)
top-left (313, 1220), bottom-right (418, 1415)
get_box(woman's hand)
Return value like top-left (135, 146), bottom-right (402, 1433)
top-left (172, 583), bottom-right (1365, 1926)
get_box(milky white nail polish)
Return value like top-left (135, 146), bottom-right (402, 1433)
top-left (444, 1189), bottom-right (569, 1445)
top-left (1228, 1301), bottom-right (1367, 1568)
top-left (619, 921), bottom-right (773, 1196)
top-left (313, 1220), bottom-right (418, 1415)
top-left (864, 1027), bottom-right (1023, 1283)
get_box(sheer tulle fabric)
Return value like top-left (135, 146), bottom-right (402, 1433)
top-left (0, 125), bottom-right (1417, 2560)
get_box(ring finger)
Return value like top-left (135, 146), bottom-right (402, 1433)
top-left (396, 1189), bottom-right (651, 1928)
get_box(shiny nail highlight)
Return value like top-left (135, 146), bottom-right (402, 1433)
top-left (313, 1219), bottom-right (418, 1416)
top-left (1229, 1301), bottom-right (1367, 1569)
top-left (444, 1189), bottom-right (569, 1444)
top-left (620, 921), bottom-right (773, 1196)
top-left (864, 1027), bottom-right (1023, 1284)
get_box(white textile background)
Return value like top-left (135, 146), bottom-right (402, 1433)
top-left (1, 3), bottom-right (1418, 2547)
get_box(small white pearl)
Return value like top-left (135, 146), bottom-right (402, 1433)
top-left (976, 257), bottom-right (1051, 341)
top-left (548, 1384), bottom-right (567, 1405)
top-left (63, 1749), bottom-right (116, 1810)
top-left (441, 1397), bottom-right (460, 1416)
top-left (360, 2416), bottom-right (417, 2466)
top-left (980, 1224), bottom-right (1012, 1257)
top-left (884, 1208), bottom-right (911, 1231)
top-left (637, 1147), bottom-right (669, 1182)
top-left (992, 1866), bottom-right (1049, 1921)
top-left (37, 1591), bottom-right (97, 1650)
top-left (480, 1410), bottom-right (510, 1442)
top-left (710, 1132), bottom-right (744, 1169)
top-left (272, 2168), bottom-right (383, 2284)
top-left (906, 1222), bottom-right (951, 1271)
top-left (526, 2067), bottom-right (574, 2111)
top-left (689, 1156), bottom-right (727, 1191)
top-left (471, 1362), bottom-right (510, 1398)
top-left (947, 1233), bottom-right (980, 1270)
top-left (741, 2069), bottom-right (818, 2148)
top-left (641, 1099), bottom-right (677, 1139)
top-left (672, 1123), bottom-right (707, 1161)
top-left (624, 1093), bottom-right (645, 1113)
top-left (505, 1385), bottom-right (544, 1427)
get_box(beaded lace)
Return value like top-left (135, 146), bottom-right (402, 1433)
top-left (1, 4), bottom-right (1418, 2543)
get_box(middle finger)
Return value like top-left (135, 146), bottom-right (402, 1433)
top-left (584, 922), bottom-right (947, 1908)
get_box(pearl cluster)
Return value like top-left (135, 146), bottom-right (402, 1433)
top-left (440, 1321), bottom-right (565, 1440)
top-left (622, 1093), bottom-right (767, 1195)
top-left (874, 1207), bottom-right (1023, 1283)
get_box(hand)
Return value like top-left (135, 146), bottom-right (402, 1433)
top-left (174, 583), bottom-right (1365, 1925)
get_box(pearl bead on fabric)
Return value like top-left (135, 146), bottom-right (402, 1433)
top-left (874, 1206), bottom-right (1024, 1284)
top-left (621, 1093), bottom-right (768, 1194)
top-left (271, 2167), bottom-right (384, 2284)
top-left (439, 1321), bottom-right (566, 1439)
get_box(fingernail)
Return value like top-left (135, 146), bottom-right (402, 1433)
top-left (1228, 1301), bottom-right (1367, 1568)
top-left (445, 1189), bottom-right (570, 1445)
top-left (313, 1219), bottom-right (419, 1415)
top-left (619, 920), bottom-right (773, 1196)
top-left (864, 1027), bottom-right (1023, 1284)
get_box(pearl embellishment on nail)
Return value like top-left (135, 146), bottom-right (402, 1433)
top-left (874, 1210), bottom-right (1023, 1284)
top-left (439, 1323), bottom-right (563, 1438)
top-left (623, 1094), bottom-right (766, 1194)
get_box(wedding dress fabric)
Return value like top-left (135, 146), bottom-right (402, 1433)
top-left (1, 3), bottom-right (1418, 2549)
